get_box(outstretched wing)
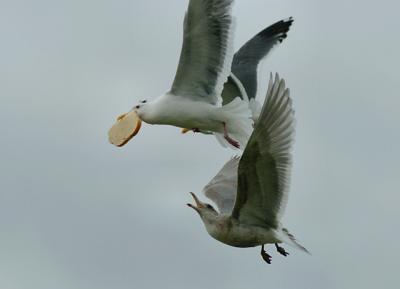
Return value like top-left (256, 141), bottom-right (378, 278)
top-left (170, 0), bottom-right (235, 105)
top-left (230, 18), bottom-right (293, 100)
top-left (203, 156), bottom-right (240, 214)
top-left (231, 74), bottom-right (295, 228)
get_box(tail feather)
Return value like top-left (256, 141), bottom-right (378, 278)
top-left (276, 227), bottom-right (310, 254)
top-left (214, 97), bottom-right (253, 150)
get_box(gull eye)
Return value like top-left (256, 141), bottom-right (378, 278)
top-left (141, 100), bottom-right (147, 103)
top-left (135, 105), bottom-right (140, 109)
top-left (206, 204), bottom-right (213, 210)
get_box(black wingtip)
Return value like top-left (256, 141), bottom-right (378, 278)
top-left (257, 17), bottom-right (294, 42)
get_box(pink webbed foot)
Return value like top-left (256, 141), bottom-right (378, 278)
top-left (223, 122), bottom-right (240, 149)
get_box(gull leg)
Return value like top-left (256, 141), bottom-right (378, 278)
top-left (222, 122), bottom-right (240, 149)
top-left (275, 243), bottom-right (289, 257)
top-left (260, 245), bottom-right (272, 264)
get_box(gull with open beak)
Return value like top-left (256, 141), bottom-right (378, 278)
top-left (187, 74), bottom-right (309, 264)
top-left (109, 0), bottom-right (253, 150)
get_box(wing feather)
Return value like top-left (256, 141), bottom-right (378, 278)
top-left (203, 156), bottom-right (240, 214)
top-left (231, 73), bottom-right (295, 228)
top-left (220, 18), bottom-right (293, 105)
top-left (231, 18), bottom-right (293, 99)
top-left (170, 0), bottom-right (235, 105)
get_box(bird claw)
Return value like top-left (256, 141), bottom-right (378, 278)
top-left (261, 246), bottom-right (272, 264)
top-left (275, 244), bottom-right (289, 257)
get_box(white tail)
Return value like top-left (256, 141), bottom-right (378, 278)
top-left (214, 97), bottom-right (253, 150)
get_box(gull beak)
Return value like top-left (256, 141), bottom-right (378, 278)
top-left (186, 192), bottom-right (204, 212)
top-left (108, 111), bottom-right (142, 147)
top-left (133, 115), bottom-right (142, 135)
top-left (117, 113), bottom-right (127, 121)
top-left (181, 128), bottom-right (191, 134)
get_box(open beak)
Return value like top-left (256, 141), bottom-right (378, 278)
top-left (108, 110), bottom-right (142, 147)
top-left (186, 192), bottom-right (204, 212)
top-left (181, 128), bottom-right (191, 134)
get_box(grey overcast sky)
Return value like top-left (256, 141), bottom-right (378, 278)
top-left (1, 0), bottom-right (399, 288)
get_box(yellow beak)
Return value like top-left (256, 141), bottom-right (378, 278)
top-left (117, 113), bottom-right (127, 121)
top-left (189, 192), bottom-right (204, 209)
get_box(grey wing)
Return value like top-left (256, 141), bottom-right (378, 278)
top-left (221, 73), bottom-right (261, 122)
top-left (170, 0), bottom-right (235, 105)
top-left (231, 18), bottom-right (293, 100)
top-left (203, 156), bottom-right (240, 214)
top-left (221, 73), bottom-right (248, 106)
top-left (231, 73), bottom-right (295, 228)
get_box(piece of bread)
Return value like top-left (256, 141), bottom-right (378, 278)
top-left (108, 111), bottom-right (141, 147)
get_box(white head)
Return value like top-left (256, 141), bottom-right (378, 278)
top-left (187, 192), bottom-right (218, 224)
top-left (132, 99), bottom-right (154, 123)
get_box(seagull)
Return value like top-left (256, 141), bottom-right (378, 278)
top-left (113, 0), bottom-right (252, 149)
top-left (181, 17), bottom-right (294, 140)
top-left (187, 74), bottom-right (309, 264)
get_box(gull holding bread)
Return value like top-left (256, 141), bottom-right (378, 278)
top-left (108, 0), bottom-right (294, 150)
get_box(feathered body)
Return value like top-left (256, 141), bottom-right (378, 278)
top-left (137, 94), bottom-right (252, 147)
top-left (201, 214), bottom-right (279, 248)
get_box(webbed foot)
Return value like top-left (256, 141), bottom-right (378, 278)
top-left (223, 122), bottom-right (240, 149)
top-left (261, 245), bottom-right (272, 264)
top-left (275, 243), bottom-right (289, 257)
